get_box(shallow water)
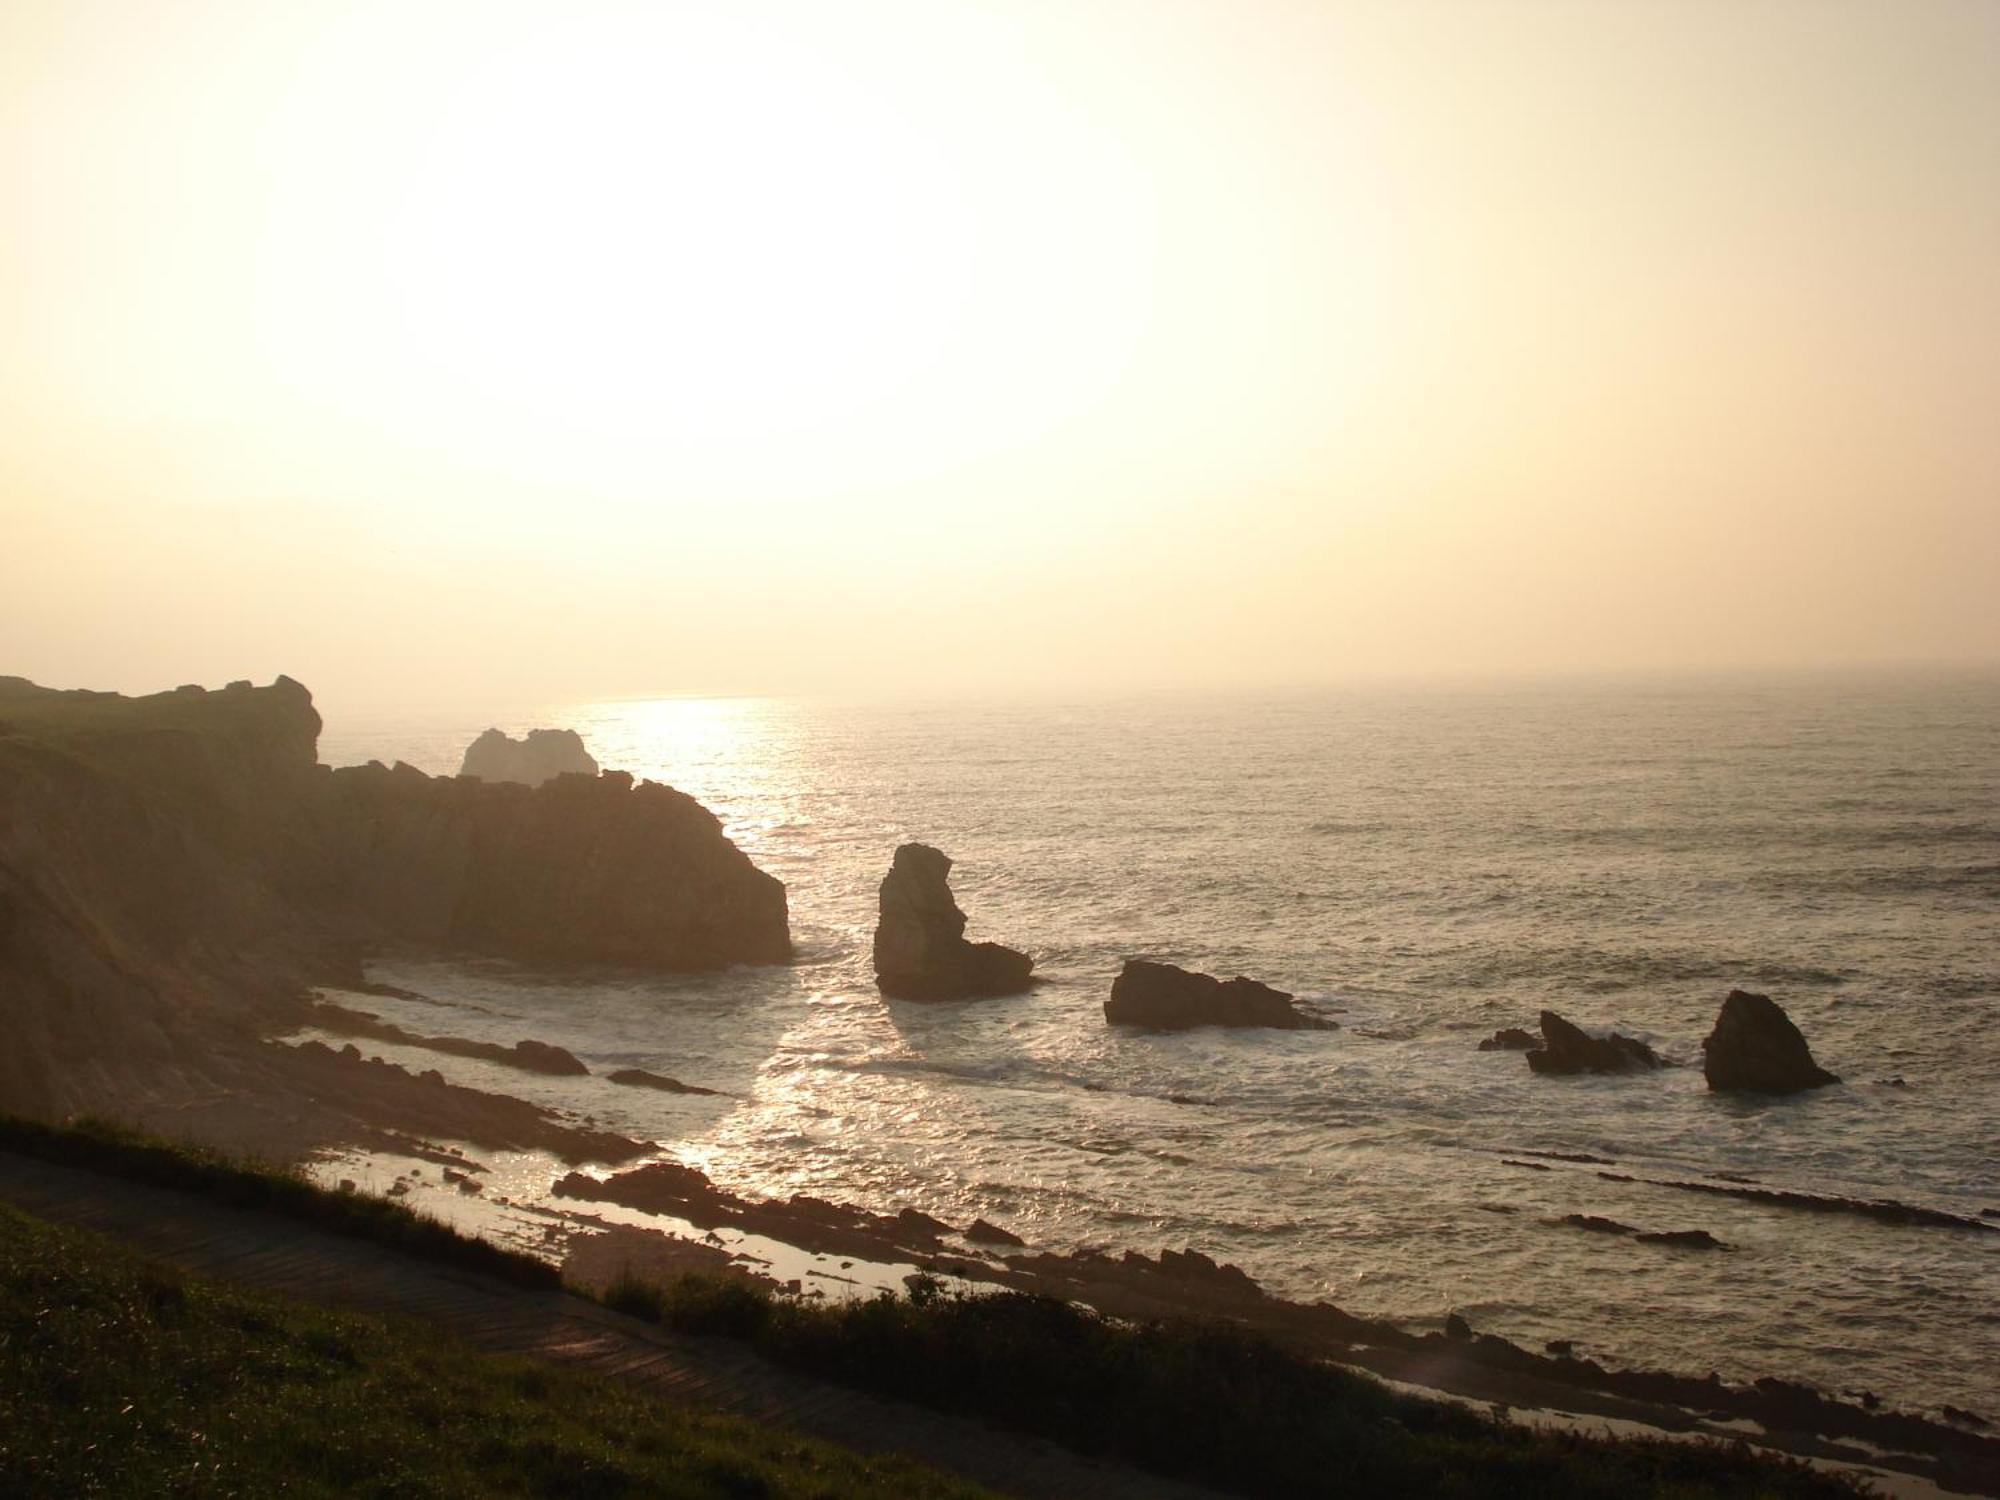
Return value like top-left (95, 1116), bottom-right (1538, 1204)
top-left (318, 671), bottom-right (2000, 1415)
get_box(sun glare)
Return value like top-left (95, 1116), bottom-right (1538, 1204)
top-left (248, 5), bottom-right (1164, 502)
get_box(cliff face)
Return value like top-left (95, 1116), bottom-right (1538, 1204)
top-left (0, 677), bottom-right (337, 1118)
top-left (312, 764), bottom-right (790, 969)
top-left (0, 675), bottom-right (789, 1125)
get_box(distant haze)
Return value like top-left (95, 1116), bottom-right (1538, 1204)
top-left (5, 0), bottom-right (1997, 714)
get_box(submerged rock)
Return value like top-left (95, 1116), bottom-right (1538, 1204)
top-left (458, 727), bottom-right (599, 786)
top-left (1478, 1027), bottom-right (1537, 1052)
top-left (606, 1068), bottom-right (724, 1097)
top-left (872, 843), bottom-right (1034, 1001)
top-left (1701, 989), bottom-right (1839, 1094)
top-left (1103, 959), bottom-right (1333, 1031)
top-left (1525, 1010), bottom-right (1661, 1075)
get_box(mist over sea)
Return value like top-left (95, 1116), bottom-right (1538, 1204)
top-left (317, 671), bottom-right (2000, 1415)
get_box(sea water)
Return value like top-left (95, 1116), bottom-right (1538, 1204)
top-left (316, 670), bottom-right (2000, 1415)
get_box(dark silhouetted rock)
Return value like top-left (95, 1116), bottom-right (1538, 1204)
top-left (1701, 989), bottom-right (1839, 1094)
top-left (1525, 1010), bottom-right (1661, 1075)
top-left (317, 762), bottom-right (790, 971)
top-left (1103, 959), bottom-right (1332, 1031)
top-left (1444, 1312), bottom-right (1473, 1340)
top-left (872, 843), bottom-right (1033, 1001)
top-left (458, 727), bottom-right (598, 786)
top-left (1562, 1214), bottom-right (1637, 1236)
top-left (1636, 1228), bottom-right (1727, 1249)
top-left (966, 1217), bottom-right (1026, 1247)
top-left (606, 1068), bottom-right (723, 1096)
top-left (1478, 1027), bottom-right (1537, 1051)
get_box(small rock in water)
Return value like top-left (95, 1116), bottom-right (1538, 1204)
top-left (1104, 958), bottom-right (1332, 1031)
top-left (1444, 1312), bottom-right (1473, 1341)
top-left (1561, 1213), bottom-right (1637, 1236)
top-left (1525, 1010), bottom-right (1661, 1075)
top-left (1478, 1027), bottom-right (1537, 1051)
top-left (1635, 1228), bottom-right (1727, 1250)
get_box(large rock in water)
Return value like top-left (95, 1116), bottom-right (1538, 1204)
top-left (1525, 1010), bottom-right (1661, 1074)
top-left (1104, 959), bottom-right (1332, 1031)
top-left (313, 764), bottom-right (791, 971)
top-left (872, 843), bottom-right (1033, 1001)
top-left (1701, 989), bottom-right (1839, 1094)
top-left (459, 727), bottom-right (598, 786)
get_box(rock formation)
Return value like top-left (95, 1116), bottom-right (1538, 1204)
top-left (312, 763), bottom-right (790, 970)
top-left (1524, 1010), bottom-right (1661, 1074)
top-left (871, 843), bottom-right (1033, 1001)
top-left (1478, 1027), bottom-right (1537, 1051)
top-left (1103, 959), bottom-right (1333, 1031)
top-left (458, 727), bottom-right (598, 786)
top-left (1701, 989), bottom-right (1839, 1094)
top-left (0, 674), bottom-right (789, 1137)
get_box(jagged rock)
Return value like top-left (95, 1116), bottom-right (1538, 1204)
top-left (1478, 1027), bottom-right (1537, 1051)
top-left (1701, 989), bottom-right (1839, 1094)
top-left (1104, 959), bottom-right (1332, 1031)
top-left (1525, 1010), bottom-right (1661, 1075)
top-left (871, 843), bottom-right (1033, 1001)
top-left (458, 727), bottom-right (599, 786)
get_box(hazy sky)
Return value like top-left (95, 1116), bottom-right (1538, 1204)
top-left (5, 0), bottom-right (1996, 712)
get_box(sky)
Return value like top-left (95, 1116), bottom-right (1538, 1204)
top-left (4, 0), bottom-right (1997, 714)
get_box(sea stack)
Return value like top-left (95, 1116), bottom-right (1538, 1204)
top-left (872, 843), bottom-right (1034, 1001)
top-left (1524, 1010), bottom-right (1662, 1074)
top-left (1701, 990), bottom-right (1839, 1094)
top-left (459, 727), bottom-right (599, 786)
top-left (1103, 959), bottom-right (1333, 1031)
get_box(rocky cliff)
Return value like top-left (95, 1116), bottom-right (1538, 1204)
top-left (311, 762), bottom-right (789, 969)
top-left (0, 675), bottom-right (788, 1138)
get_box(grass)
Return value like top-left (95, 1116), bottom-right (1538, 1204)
top-left (0, 1116), bottom-right (1872, 1497)
top-left (0, 1113), bottom-right (558, 1289)
top-left (601, 1271), bottom-right (1872, 1499)
top-left (0, 1201), bottom-right (991, 1499)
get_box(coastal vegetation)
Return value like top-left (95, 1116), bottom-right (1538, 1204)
top-left (598, 1269), bottom-right (1868, 1499)
top-left (0, 1200), bottom-right (987, 1499)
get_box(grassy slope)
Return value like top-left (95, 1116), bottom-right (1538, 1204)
top-left (603, 1274), bottom-right (1870, 1500)
top-left (0, 1114), bottom-right (559, 1288)
top-left (0, 1201), bottom-right (989, 1500)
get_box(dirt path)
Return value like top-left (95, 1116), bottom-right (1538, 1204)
top-left (0, 1151), bottom-right (1221, 1500)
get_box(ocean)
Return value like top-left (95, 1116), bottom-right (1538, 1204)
top-left (314, 670), bottom-right (1999, 1416)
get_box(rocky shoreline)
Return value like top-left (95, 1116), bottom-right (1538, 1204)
top-left (539, 1152), bottom-right (1998, 1496)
